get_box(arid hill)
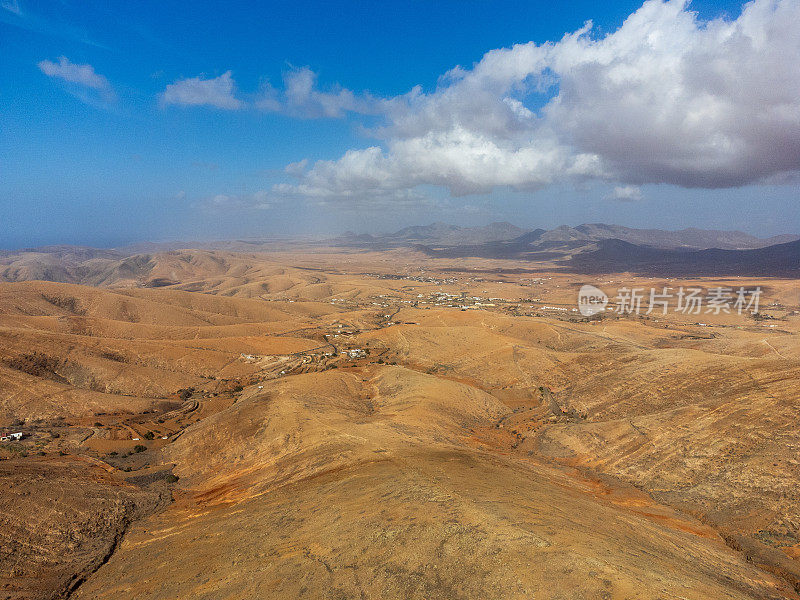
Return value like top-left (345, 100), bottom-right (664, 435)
top-left (1, 247), bottom-right (799, 599)
top-left (0, 280), bottom-right (337, 421)
top-left (74, 367), bottom-right (798, 599)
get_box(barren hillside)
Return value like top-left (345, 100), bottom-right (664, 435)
top-left (1, 249), bottom-right (799, 599)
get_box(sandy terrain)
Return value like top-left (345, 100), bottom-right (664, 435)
top-left (1, 247), bottom-right (799, 599)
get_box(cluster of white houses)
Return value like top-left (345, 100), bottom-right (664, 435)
top-left (0, 432), bottom-right (23, 442)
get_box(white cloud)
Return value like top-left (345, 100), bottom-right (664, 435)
top-left (280, 130), bottom-right (600, 200)
top-left (256, 67), bottom-right (376, 118)
top-left (211, 194), bottom-right (234, 206)
top-left (283, 159), bottom-right (308, 176)
top-left (2, 0), bottom-right (21, 15)
top-left (544, 0), bottom-right (800, 187)
top-left (276, 0), bottom-right (800, 203)
top-left (161, 71), bottom-right (243, 109)
top-left (38, 56), bottom-right (114, 100)
top-left (607, 185), bottom-right (644, 202)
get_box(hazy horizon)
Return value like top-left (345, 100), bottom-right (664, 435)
top-left (3, 216), bottom-right (800, 252)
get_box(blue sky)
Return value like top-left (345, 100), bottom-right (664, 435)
top-left (1, 0), bottom-right (799, 248)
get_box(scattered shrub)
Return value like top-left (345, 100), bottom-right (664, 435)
top-left (133, 444), bottom-right (146, 453)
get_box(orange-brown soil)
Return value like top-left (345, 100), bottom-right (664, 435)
top-left (1, 247), bottom-right (799, 599)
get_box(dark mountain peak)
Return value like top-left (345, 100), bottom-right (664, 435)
top-left (510, 229), bottom-right (547, 244)
top-left (540, 225), bottom-right (591, 242)
top-left (388, 223), bottom-right (462, 239)
top-left (570, 236), bottom-right (800, 276)
top-left (485, 221), bottom-right (522, 231)
top-left (383, 222), bottom-right (526, 245)
top-left (573, 224), bottom-right (798, 250)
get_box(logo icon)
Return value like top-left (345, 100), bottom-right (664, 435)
top-left (577, 284), bottom-right (608, 317)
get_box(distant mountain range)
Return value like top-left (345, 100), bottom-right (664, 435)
top-left (329, 222), bottom-right (800, 276)
top-left (334, 222), bottom-right (527, 247)
top-left (333, 222), bottom-right (797, 251)
top-left (0, 223), bottom-right (798, 283)
top-left (569, 238), bottom-right (800, 277)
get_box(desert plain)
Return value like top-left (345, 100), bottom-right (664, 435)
top-left (1, 245), bottom-right (799, 599)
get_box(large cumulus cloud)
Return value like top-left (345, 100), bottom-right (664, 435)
top-left (277, 0), bottom-right (800, 202)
